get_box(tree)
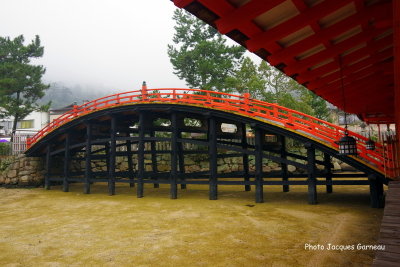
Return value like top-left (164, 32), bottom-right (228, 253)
top-left (168, 10), bottom-right (331, 121)
top-left (0, 35), bottom-right (50, 140)
top-left (225, 57), bottom-right (266, 98)
top-left (168, 9), bottom-right (246, 92)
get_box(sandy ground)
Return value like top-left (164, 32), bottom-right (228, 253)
top-left (0, 182), bottom-right (383, 267)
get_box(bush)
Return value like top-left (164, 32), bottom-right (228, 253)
top-left (0, 143), bottom-right (12, 156)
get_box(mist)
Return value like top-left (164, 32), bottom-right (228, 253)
top-left (1, 0), bottom-right (187, 93)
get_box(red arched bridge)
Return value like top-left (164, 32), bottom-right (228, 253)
top-left (25, 85), bottom-right (396, 207)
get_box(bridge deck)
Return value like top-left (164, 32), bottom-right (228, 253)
top-left (373, 180), bottom-right (400, 266)
top-left (25, 88), bottom-right (399, 179)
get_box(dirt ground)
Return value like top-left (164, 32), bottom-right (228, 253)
top-left (0, 182), bottom-right (383, 267)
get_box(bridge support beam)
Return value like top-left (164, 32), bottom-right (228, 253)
top-left (45, 144), bottom-right (51, 190)
top-left (108, 116), bottom-right (117, 196)
top-left (137, 112), bottom-right (145, 198)
top-left (254, 127), bottom-right (264, 203)
top-left (209, 116), bottom-right (218, 200)
top-left (150, 130), bottom-right (159, 188)
top-left (84, 122), bottom-right (92, 194)
top-left (178, 136), bottom-right (186, 189)
top-left (63, 133), bottom-right (70, 192)
top-left (324, 153), bottom-right (333, 193)
top-left (306, 143), bottom-right (317, 205)
top-left (170, 112), bottom-right (178, 199)
top-left (126, 139), bottom-right (135, 188)
top-left (281, 136), bottom-right (289, 192)
top-left (242, 123), bottom-right (251, 191)
top-left (368, 174), bottom-right (384, 208)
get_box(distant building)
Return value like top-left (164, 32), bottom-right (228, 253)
top-left (0, 111), bottom-right (49, 136)
top-left (49, 103), bottom-right (77, 122)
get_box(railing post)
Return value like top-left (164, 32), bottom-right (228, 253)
top-left (72, 105), bottom-right (78, 117)
top-left (243, 92), bottom-right (250, 113)
top-left (141, 81), bottom-right (148, 101)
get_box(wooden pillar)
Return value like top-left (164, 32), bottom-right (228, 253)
top-left (177, 134), bottom-right (186, 189)
top-left (368, 174), bottom-right (384, 208)
top-left (150, 130), bottom-right (159, 188)
top-left (254, 127), bottom-right (264, 203)
top-left (108, 116), bottom-right (116, 196)
top-left (170, 112), bottom-right (178, 199)
top-left (280, 136), bottom-right (289, 192)
top-left (84, 122), bottom-right (92, 194)
top-left (241, 123), bottom-right (250, 191)
top-left (394, 0), bottom-right (400, 164)
top-left (137, 112), bottom-right (145, 198)
top-left (306, 143), bottom-right (317, 204)
top-left (45, 144), bottom-right (51, 190)
top-left (324, 153), bottom-right (333, 193)
top-left (63, 133), bottom-right (70, 192)
top-left (105, 142), bottom-right (110, 173)
top-left (126, 139), bottom-right (135, 188)
top-left (208, 117), bottom-right (218, 200)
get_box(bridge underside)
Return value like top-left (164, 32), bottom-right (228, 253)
top-left (26, 104), bottom-right (387, 207)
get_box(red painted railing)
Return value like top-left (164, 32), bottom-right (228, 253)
top-left (27, 87), bottom-right (396, 178)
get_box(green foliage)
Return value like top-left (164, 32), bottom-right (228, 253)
top-left (0, 155), bottom-right (13, 171)
top-left (0, 35), bottom-right (50, 135)
top-left (167, 9), bottom-right (246, 92)
top-left (0, 143), bottom-right (11, 156)
top-left (168, 11), bottom-right (331, 121)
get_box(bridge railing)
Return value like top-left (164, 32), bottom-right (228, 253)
top-left (27, 88), bottom-right (396, 178)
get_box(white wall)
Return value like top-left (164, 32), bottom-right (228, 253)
top-left (0, 111), bottom-right (49, 136)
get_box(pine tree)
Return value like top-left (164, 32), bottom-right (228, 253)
top-left (0, 35), bottom-right (50, 140)
top-left (167, 9), bottom-right (245, 92)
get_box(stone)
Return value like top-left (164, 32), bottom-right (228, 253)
top-left (119, 161), bottom-right (129, 171)
top-left (288, 165), bottom-right (296, 173)
top-left (316, 165), bottom-right (324, 171)
top-left (218, 164), bottom-right (229, 173)
top-left (340, 162), bottom-right (355, 171)
top-left (20, 175), bottom-right (30, 183)
top-left (7, 169), bottom-right (17, 178)
top-left (19, 170), bottom-right (34, 176)
top-left (262, 165), bottom-right (271, 172)
top-left (12, 162), bottom-right (20, 169)
top-left (333, 162), bottom-right (341, 171)
top-left (158, 165), bottom-right (170, 172)
top-left (185, 158), bottom-right (195, 165)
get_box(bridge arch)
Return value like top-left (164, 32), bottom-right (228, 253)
top-left (25, 88), bottom-right (391, 207)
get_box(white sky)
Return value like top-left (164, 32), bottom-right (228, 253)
top-left (0, 0), bottom-right (192, 92)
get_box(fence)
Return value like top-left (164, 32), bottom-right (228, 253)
top-left (11, 134), bottom-right (33, 155)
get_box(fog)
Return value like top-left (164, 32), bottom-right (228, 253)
top-left (1, 0), bottom-right (188, 92)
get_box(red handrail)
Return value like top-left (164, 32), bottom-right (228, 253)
top-left (26, 87), bottom-right (396, 178)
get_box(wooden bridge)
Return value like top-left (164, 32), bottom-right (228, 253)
top-left (25, 85), bottom-right (396, 206)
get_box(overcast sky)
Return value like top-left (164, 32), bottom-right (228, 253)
top-left (1, 0), bottom-right (193, 92)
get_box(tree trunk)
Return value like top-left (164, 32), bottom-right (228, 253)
top-left (10, 92), bottom-right (20, 143)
